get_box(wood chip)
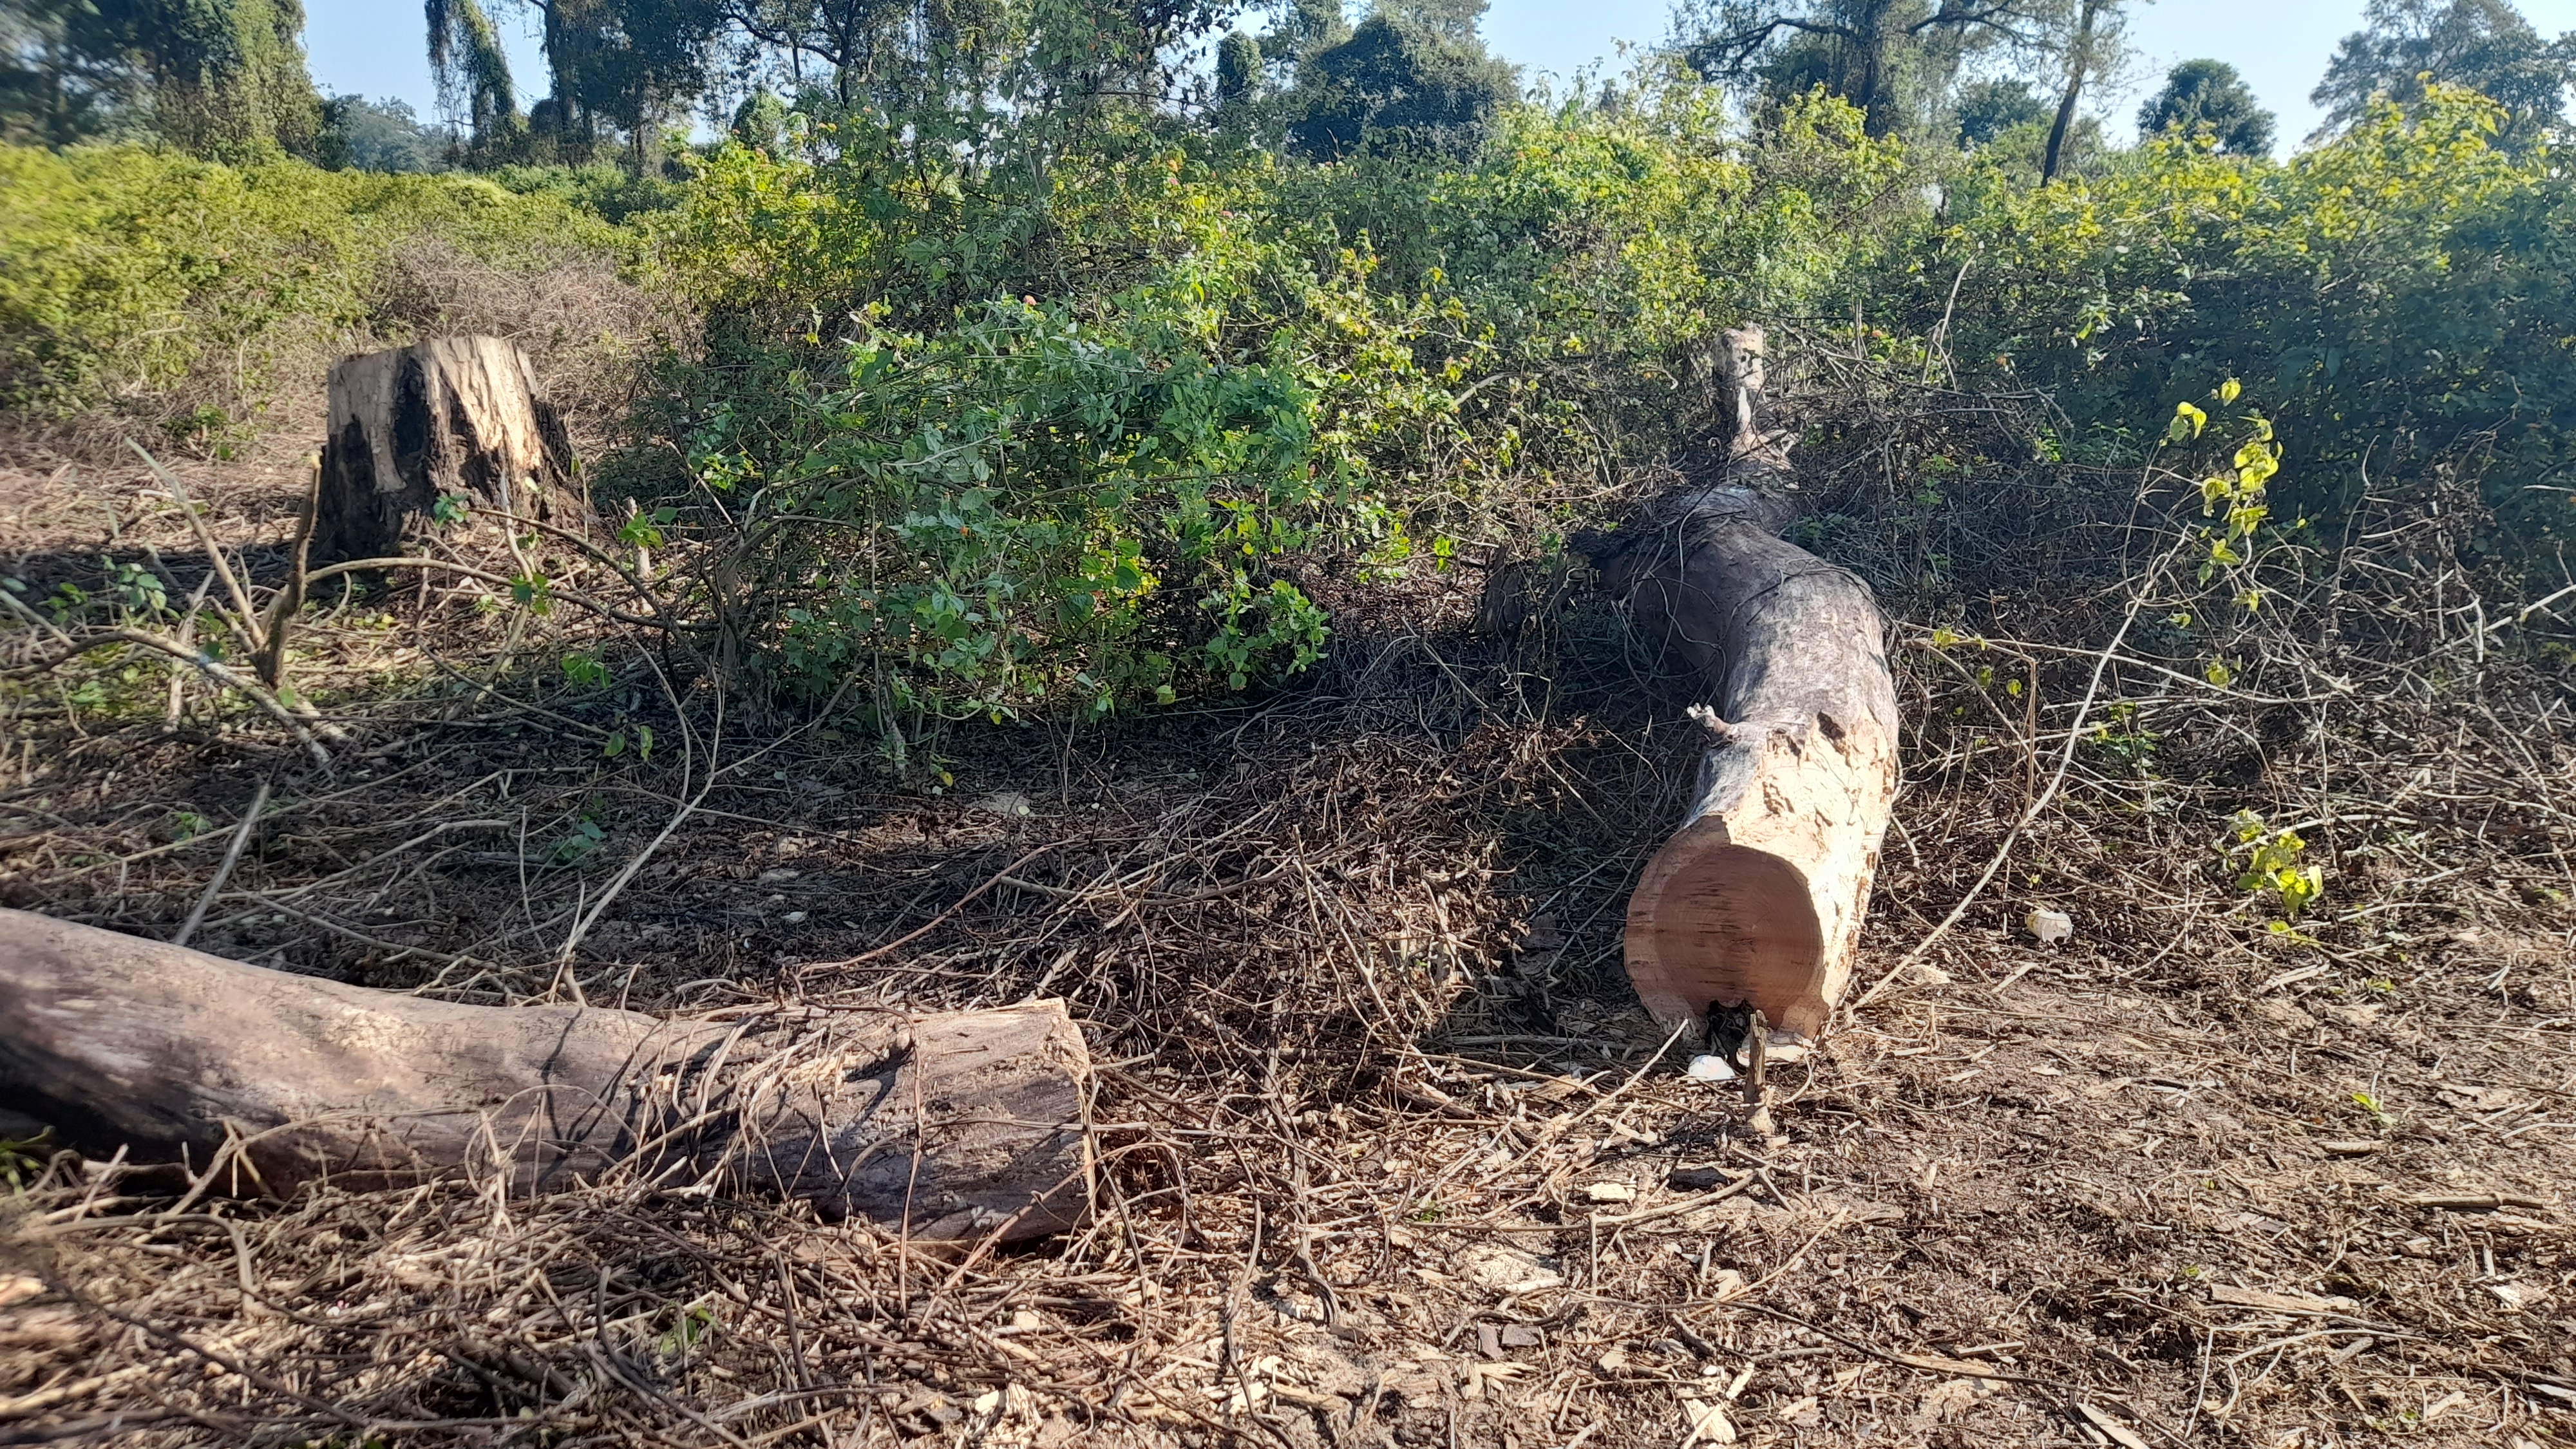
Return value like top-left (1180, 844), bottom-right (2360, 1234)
top-left (2210, 1284), bottom-right (2347, 1316)
top-left (2074, 1402), bottom-right (2151, 1449)
top-left (2406, 1191), bottom-right (2548, 1211)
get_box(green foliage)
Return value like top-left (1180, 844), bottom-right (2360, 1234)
top-left (0, 144), bottom-right (629, 423)
top-left (2311, 0), bottom-right (2575, 146)
top-left (1920, 84), bottom-right (2576, 549)
top-left (2138, 59), bottom-right (2275, 155)
top-left (1289, 14), bottom-right (1519, 158)
top-left (1216, 31), bottom-right (1262, 102)
top-left (2230, 810), bottom-right (2324, 918)
top-left (649, 75), bottom-right (1900, 714)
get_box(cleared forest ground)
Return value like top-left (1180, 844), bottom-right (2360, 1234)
top-left (2, 401), bottom-right (2573, 1449)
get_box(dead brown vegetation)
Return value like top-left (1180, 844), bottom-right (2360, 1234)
top-left (0, 346), bottom-right (2571, 1449)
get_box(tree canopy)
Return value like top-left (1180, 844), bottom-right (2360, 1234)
top-left (1287, 13), bottom-right (1517, 158)
top-left (2311, 0), bottom-right (2575, 142)
top-left (2138, 58), bottom-right (2275, 155)
top-left (0, 0), bottom-right (322, 158)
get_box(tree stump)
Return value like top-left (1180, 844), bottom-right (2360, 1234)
top-left (316, 336), bottom-right (580, 564)
top-left (0, 911), bottom-right (1092, 1243)
top-left (1593, 328), bottom-right (1900, 1043)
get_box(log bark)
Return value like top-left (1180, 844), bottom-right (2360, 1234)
top-left (0, 911), bottom-right (1090, 1243)
top-left (316, 336), bottom-right (579, 564)
top-left (1596, 328), bottom-right (1899, 1041)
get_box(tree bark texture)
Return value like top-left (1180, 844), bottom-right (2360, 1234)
top-left (1596, 328), bottom-right (1899, 1041)
top-left (316, 336), bottom-right (578, 564)
top-left (0, 911), bottom-right (1091, 1243)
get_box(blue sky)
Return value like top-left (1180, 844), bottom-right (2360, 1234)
top-left (308, 0), bottom-right (2576, 155)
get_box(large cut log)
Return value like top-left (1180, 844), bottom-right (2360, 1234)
top-left (0, 911), bottom-right (1090, 1242)
top-left (316, 336), bottom-right (580, 564)
top-left (1595, 329), bottom-right (1899, 1042)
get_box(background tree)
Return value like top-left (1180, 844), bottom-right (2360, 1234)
top-left (1216, 28), bottom-right (1260, 99)
top-left (1953, 74), bottom-right (2043, 143)
top-left (2138, 57), bottom-right (2273, 153)
top-left (427, 0), bottom-right (518, 156)
top-left (0, 0), bottom-right (153, 146)
top-left (1676, 0), bottom-right (2053, 138)
top-left (0, 0), bottom-right (322, 158)
top-left (1286, 11), bottom-right (1515, 156)
top-left (2038, 0), bottom-right (2120, 180)
top-left (2311, 0), bottom-right (2575, 142)
top-left (1374, 0), bottom-right (1483, 46)
top-left (321, 93), bottom-right (453, 169)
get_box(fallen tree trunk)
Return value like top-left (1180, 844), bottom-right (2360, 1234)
top-left (316, 336), bottom-right (580, 564)
top-left (0, 911), bottom-right (1090, 1243)
top-left (1595, 328), bottom-right (1899, 1042)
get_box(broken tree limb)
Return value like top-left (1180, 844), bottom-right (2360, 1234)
top-left (1592, 328), bottom-right (1899, 1041)
top-left (0, 911), bottom-right (1091, 1243)
top-left (316, 336), bottom-right (580, 564)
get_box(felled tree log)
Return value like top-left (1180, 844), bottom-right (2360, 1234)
top-left (0, 911), bottom-right (1090, 1242)
top-left (316, 336), bottom-right (579, 563)
top-left (1595, 328), bottom-right (1899, 1041)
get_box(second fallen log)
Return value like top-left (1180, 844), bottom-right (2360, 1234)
top-left (0, 911), bottom-right (1091, 1243)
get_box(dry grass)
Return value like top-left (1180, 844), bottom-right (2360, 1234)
top-left (1, 356), bottom-right (2571, 1449)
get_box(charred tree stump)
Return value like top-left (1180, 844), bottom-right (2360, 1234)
top-left (0, 911), bottom-right (1091, 1243)
top-left (1595, 329), bottom-right (1899, 1043)
top-left (316, 336), bottom-right (580, 564)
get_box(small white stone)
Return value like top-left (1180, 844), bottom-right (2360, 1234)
top-left (1687, 1053), bottom-right (1739, 1083)
top-left (2025, 907), bottom-right (2075, 945)
top-left (1583, 1182), bottom-right (1636, 1204)
top-left (782, 910), bottom-right (808, 924)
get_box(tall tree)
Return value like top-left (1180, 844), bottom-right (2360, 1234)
top-left (2138, 57), bottom-right (2273, 153)
top-left (0, 0), bottom-right (153, 146)
top-left (0, 0), bottom-right (323, 157)
top-left (1678, 0), bottom-right (2053, 137)
top-left (2311, 0), bottom-right (2575, 142)
top-left (427, 0), bottom-right (518, 153)
top-left (2039, 0), bottom-right (2119, 180)
top-left (1215, 28), bottom-right (1260, 99)
top-left (1288, 12), bottom-right (1513, 156)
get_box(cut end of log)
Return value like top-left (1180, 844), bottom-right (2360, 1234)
top-left (1626, 833), bottom-right (1830, 1039)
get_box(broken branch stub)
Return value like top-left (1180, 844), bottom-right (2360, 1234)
top-left (1596, 328), bottom-right (1899, 1040)
top-left (0, 911), bottom-right (1090, 1242)
top-left (316, 336), bottom-right (580, 563)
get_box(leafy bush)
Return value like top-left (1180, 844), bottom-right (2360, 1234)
top-left (1918, 85), bottom-right (2576, 549)
top-left (649, 79), bottom-right (1902, 718)
top-left (0, 144), bottom-right (633, 433)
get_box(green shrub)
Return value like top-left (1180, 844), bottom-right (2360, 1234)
top-left (649, 77), bottom-right (1904, 717)
top-left (1913, 84), bottom-right (2576, 548)
top-left (0, 144), bottom-right (632, 433)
